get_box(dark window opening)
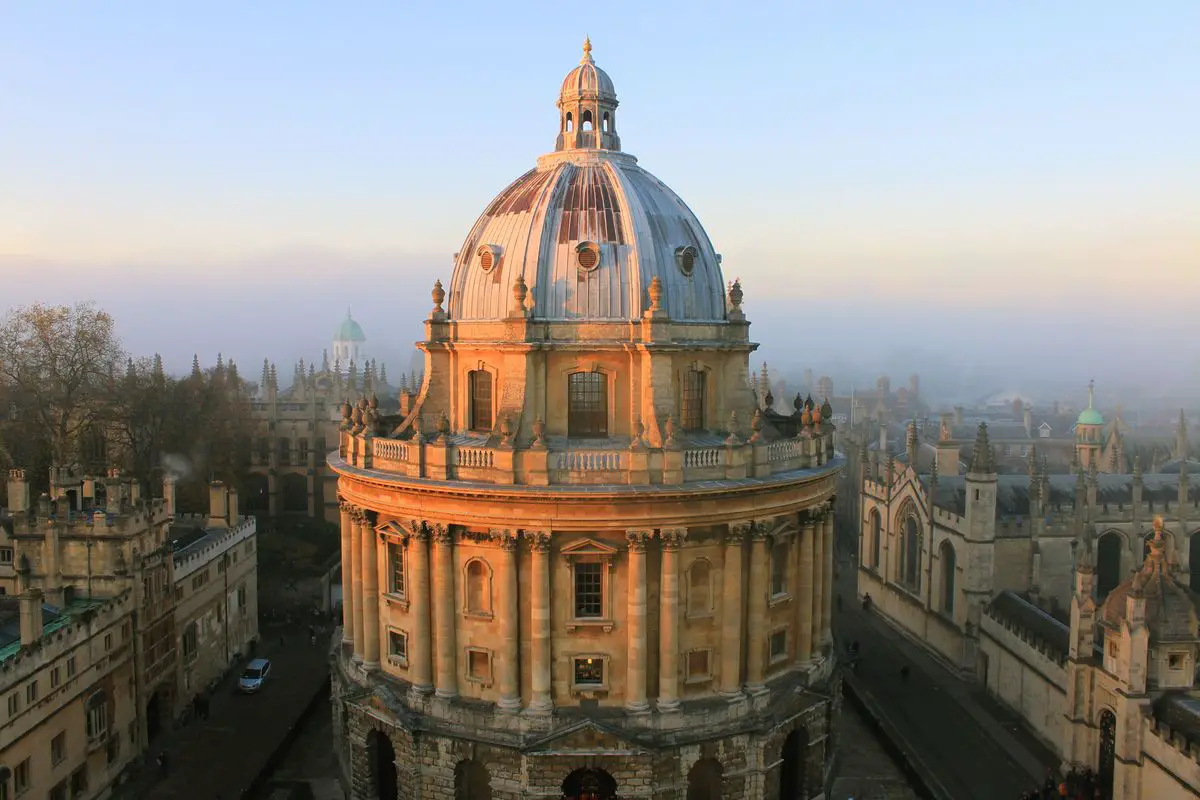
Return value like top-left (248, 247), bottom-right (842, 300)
top-left (574, 562), bottom-right (603, 617)
top-left (682, 369), bottom-right (706, 431)
top-left (568, 372), bottom-right (607, 438)
top-left (469, 371), bottom-right (493, 432)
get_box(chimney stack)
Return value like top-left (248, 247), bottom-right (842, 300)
top-left (127, 480), bottom-right (141, 506)
top-left (19, 588), bottom-right (44, 647)
top-left (105, 470), bottom-right (123, 514)
top-left (7, 469), bottom-right (29, 513)
top-left (227, 487), bottom-right (240, 526)
top-left (163, 476), bottom-right (177, 517)
top-left (208, 481), bottom-right (230, 529)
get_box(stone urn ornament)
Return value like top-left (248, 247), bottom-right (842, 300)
top-left (531, 417), bottom-right (548, 449)
top-left (500, 413), bottom-right (515, 446)
top-left (437, 410), bottom-right (451, 441)
top-left (664, 414), bottom-right (679, 448)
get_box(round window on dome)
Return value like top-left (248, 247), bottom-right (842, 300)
top-left (576, 242), bottom-right (600, 272)
top-left (477, 244), bottom-right (501, 272)
top-left (675, 246), bottom-right (698, 276)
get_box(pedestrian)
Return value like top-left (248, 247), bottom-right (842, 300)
top-left (156, 750), bottom-right (169, 779)
top-left (198, 692), bottom-right (209, 720)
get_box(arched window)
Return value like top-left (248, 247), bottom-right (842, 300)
top-left (582, 109), bottom-right (594, 131)
top-left (682, 369), bottom-right (706, 431)
top-left (687, 559), bottom-right (712, 616)
top-left (1096, 533), bottom-right (1123, 600)
top-left (870, 510), bottom-right (882, 569)
top-left (368, 730), bottom-right (398, 800)
top-left (567, 372), bottom-right (607, 438)
top-left (85, 691), bottom-right (108, 740)
top-left (602, 112), bottom-right (610, 132)
top-left (686, 758), bottom-right (722, 800)
top-left (469, 370), bottom-right (493, 432)
top-left (904, 516), bottom-right (921, 588)
top-left (565, 112), bottom-right (573, 132)
top-left (940, 541), bottom-right (956, 615)
top-left (455, 759), bottom-right (492, 800)
top-left (465, 559), bottom-right (492, 616)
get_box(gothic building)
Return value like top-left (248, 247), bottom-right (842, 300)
top-left (330, 40), bottom-right (842, 800)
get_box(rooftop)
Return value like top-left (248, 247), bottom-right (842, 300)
top-left (0, 595), bottom-right (108, 664)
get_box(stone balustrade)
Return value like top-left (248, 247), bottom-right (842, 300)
top-left (342, 427), bottom-right (835, 488)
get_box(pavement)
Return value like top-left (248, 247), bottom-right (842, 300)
top-left (833, 557), bottom-right (1060, 800)
top-left (831, 699), bottom-right (922, 800)
top-left (249, 693), bottom-right (345, 800)
top-left (111, 620), bottom-right (332, 800)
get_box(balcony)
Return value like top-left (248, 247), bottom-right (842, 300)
top-left (336, 426), bottom-right (837, 489)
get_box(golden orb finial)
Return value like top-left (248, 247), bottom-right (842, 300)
top-left (582, 36), bottom-right (593, 62)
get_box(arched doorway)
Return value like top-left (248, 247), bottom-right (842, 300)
top-left (562, 768), bottom-right (617, 800)
top-left (778, 728), bottom-right (808, 800)
top-left (455, 759), bottom-right (492, 800)
top-left (687, 758), bottom-right (723, 800)
top-left (1096, 533), bottom-right (1122, 601)
top-left (939, 540), bottom-right (956, 615)
top-left (281, 472), bottom-right (309, 514)
top-left (1191, 532), bottom-right (1200, 592)
top-left (367, 729), bottom-right (398, 800)
top-left (1097, 709), bottom-right (1116, 800)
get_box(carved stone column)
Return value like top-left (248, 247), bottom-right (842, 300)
top-left (625, 530), bottom-right (651, 714)
top-left (409, 522), bottom-right (433, 695)
top-left (495, 529), bottom-right (521, 711)
top-left (350, 508), bottom-right (365, 661)
top-left (821, 507), bottom-right (835, 644)
top-left (796, 514), bottom-right (816, 661)
top-left (528, 532), bottom-right (553, 714)
top-left (339, 501), bottom-right (355, 645)
top-left (360, 510), bottom-right (380, 669)
top-left (719, 522), bottom-right (749, 697)
top-left (812, 507), bottom-right (825, 655)
top-left (431, 524), bottom-right (458, 699)
top-left (658, 528), bottom-right (686, 712)
top-left (745, 521), bottom-right (771, 693)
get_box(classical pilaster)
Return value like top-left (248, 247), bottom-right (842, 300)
top-left (360, 510), bottom-right (381, 669)
top-left (719, 522), bottom-right (749, 697)
top-left (528, 531), bottom-right (553, 714)
top-left (796, 513), bottom-right (816, 661)
top-left (409, 522), bottom-right (433, 695)
top-left (821, 506), bottom-right (835, 644)
top-left (431, 524), bottom-right (458, 699)
top-left (625, 530), bottom-right (652, 714)
top-left (339, 501), bottom-right (355, 645)
top-left (350, 507), bottom-right (365, 661)
top-left (658, 528), bottom-right (686, 712)
top-left (745, 521), bottom-right (771, 693)
top-left (494, 529), bottom-right (521, 712)
top-left (812, 506), bottom-right (825, 655)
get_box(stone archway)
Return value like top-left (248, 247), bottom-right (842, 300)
top-left (367, 729), bottom-right (398, 800)
top-left (778, 728), bottom-right (809, 800)
top-left (687, 758), bottom-right (723, 800)
top-left (455, 759), bottom-right (492, 800)
top-left (562, 767), bottom-right (618, 800)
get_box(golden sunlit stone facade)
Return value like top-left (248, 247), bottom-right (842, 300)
top-left (330, 40), bottom-right (842, 800)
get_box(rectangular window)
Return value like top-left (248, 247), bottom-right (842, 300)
top-left (681, 369), bottom-right (706, 431)
top-left (278, 437), bottom-right (291, 465)
top-left (50, 666), bottom-right (60, 688)
top-left (51, 730), bottom-right (66, 765)
top-left (14, 759), bottom-right (30, 794)
top-left (6, 692), bottom-right (16, 715)
top-left (388, 543), bottom-right (406, 597)
top-left (298, 438), bottom-right (310, 461)
top-left (182, 622), bottom-right (198, 662)
top-left (104, 633), bottom-right (113, 651)
top-left (769, 629), bottom-right (788, 663)
top-left (258, 437), bottom-right (270, 463)
top-left (388, 630), bottom-right (408, 665)
top-left (567, 372), bottom-right (607, 438)
top-left (686, 649), bottom-right (711, 681)
top-left (86, 700), bottom-right (108, 740)
top-left (573, 656), bottom-right (604, 686)
top-left (1169, 653), bottom-right (1185, 670)
top-left (49, 781), bottom-right (67, 800)
top-left (66, 656), bottom-right (76, 678)
top-left (0, 547), bottom-right (12, 565)
top-left (25, 680), bottom-right (37, 704)
top-left (467, 649), bottom-right (492, 683)
top-left (237, 585), bottom-right (248, 614)
top-left (770, 542), bottom-right (789, 597)
top-left (469, 370), bottom-right (494, 432)
top-left (573, 562), bottom-right (603, 618)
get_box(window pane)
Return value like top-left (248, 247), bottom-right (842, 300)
top-left (574, 562), bottom-right (603, 617)
top-left (389, 544), bottom-right (405, 596)
top-left (574, 657), bottom-right (604, 684)
top-left (682, 370), bottom-right (706, 431)
top-left (568, 373), bottom-right (607, 438)
top-left (470, 371), bottom-right (493, 431)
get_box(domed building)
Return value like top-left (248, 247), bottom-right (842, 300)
top-left (334, 309), bottom-right (368, 367)
top-left (1063, 516), bottom-right (1200, 799)
top-left (329, 40), bottom-right (842, 800)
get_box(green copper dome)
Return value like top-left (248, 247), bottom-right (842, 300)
top-left (1076, 380), bottom-right (1103, 426)
top-left (335, 312), bottom-right (365, 342)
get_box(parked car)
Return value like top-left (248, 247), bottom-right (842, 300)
top-left (238, 658), bottom-right (272, 693)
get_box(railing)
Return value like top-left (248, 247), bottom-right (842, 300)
top-left (372, 439), bottom-right (409, 463)
top-left (554, 450), bottom-right (623, 472)
top-left (456, 447), bottom-right (495, 468)
top-left (767, 438), bottom-right (805, 463)
top-left (683, 447), bottom-right (724, 468)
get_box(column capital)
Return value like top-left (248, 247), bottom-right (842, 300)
top-left (338, 499), bottom-right (354, 514)
top-left (751, 519), bottom-right (774, 540)
top-left (626, 530), bottom-right (652, 552)
top-left (726, 521), bottom-right (752, 544)
top-left (491, 529), bottom-right (519, 550)
top-left (659, 527), bottom-right (687, 549)
top-left (409, 520), bottom-right (431, 542)
top-left (527, 530), bottom-right (552, 553)
top-left (430, 523), bottom-right (453, 545)
top-left (801, 509), bottom-right (820, 528)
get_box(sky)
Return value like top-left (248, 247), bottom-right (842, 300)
top-left (2, 2), bottom-right (1198, 400)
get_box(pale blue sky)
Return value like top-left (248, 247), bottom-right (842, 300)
top-left (2, 2), bottom-right (1198, 395)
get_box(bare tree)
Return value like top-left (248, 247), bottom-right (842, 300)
top-left (0, 303), bottom-right (124, 471)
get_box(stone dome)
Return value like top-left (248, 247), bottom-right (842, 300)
top-left (446, 40), bottom-right (727, 323)
top-left (335, 311), bottom-right (365, 343)
top-left (1101, 517), bottom-right (1200, 640)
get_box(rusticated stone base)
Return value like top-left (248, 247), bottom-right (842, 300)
top-left (332, 649), bottom-right (839, 800)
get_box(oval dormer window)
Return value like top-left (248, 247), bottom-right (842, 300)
top-left (477, 244), bottom-right (501, 272)
top-left (576, 241), bottom-right (600, 272)
top-left (675, 245), bottom-right (698, 276)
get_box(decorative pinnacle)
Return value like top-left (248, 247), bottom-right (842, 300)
top-left (582, 36), bottom-right (593, 63)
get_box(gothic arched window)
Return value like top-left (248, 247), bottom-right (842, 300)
top-left (870, 510), bottom-right (882, 570)
top-left (904, 516), bottom-right (921, 589)
top-left (940, 540), bottom-right (956, 614)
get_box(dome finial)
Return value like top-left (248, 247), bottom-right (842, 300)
top-left (582, 35), bottom-right (593, 63)
top-left (1087, 379), bottom-right (1095, 409)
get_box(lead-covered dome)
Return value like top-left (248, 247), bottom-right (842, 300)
top-left (1101, 517), bottom-right (1200, 640)
top-left (447, 40), bottom-right (727, 323)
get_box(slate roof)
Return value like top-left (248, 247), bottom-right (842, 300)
top-left (985, 590), bottom-right (1070, 659)
top-left (1153, 693), bottom-right (1200, 742)
top-left (931, 473), bottom-right (1188, 517)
